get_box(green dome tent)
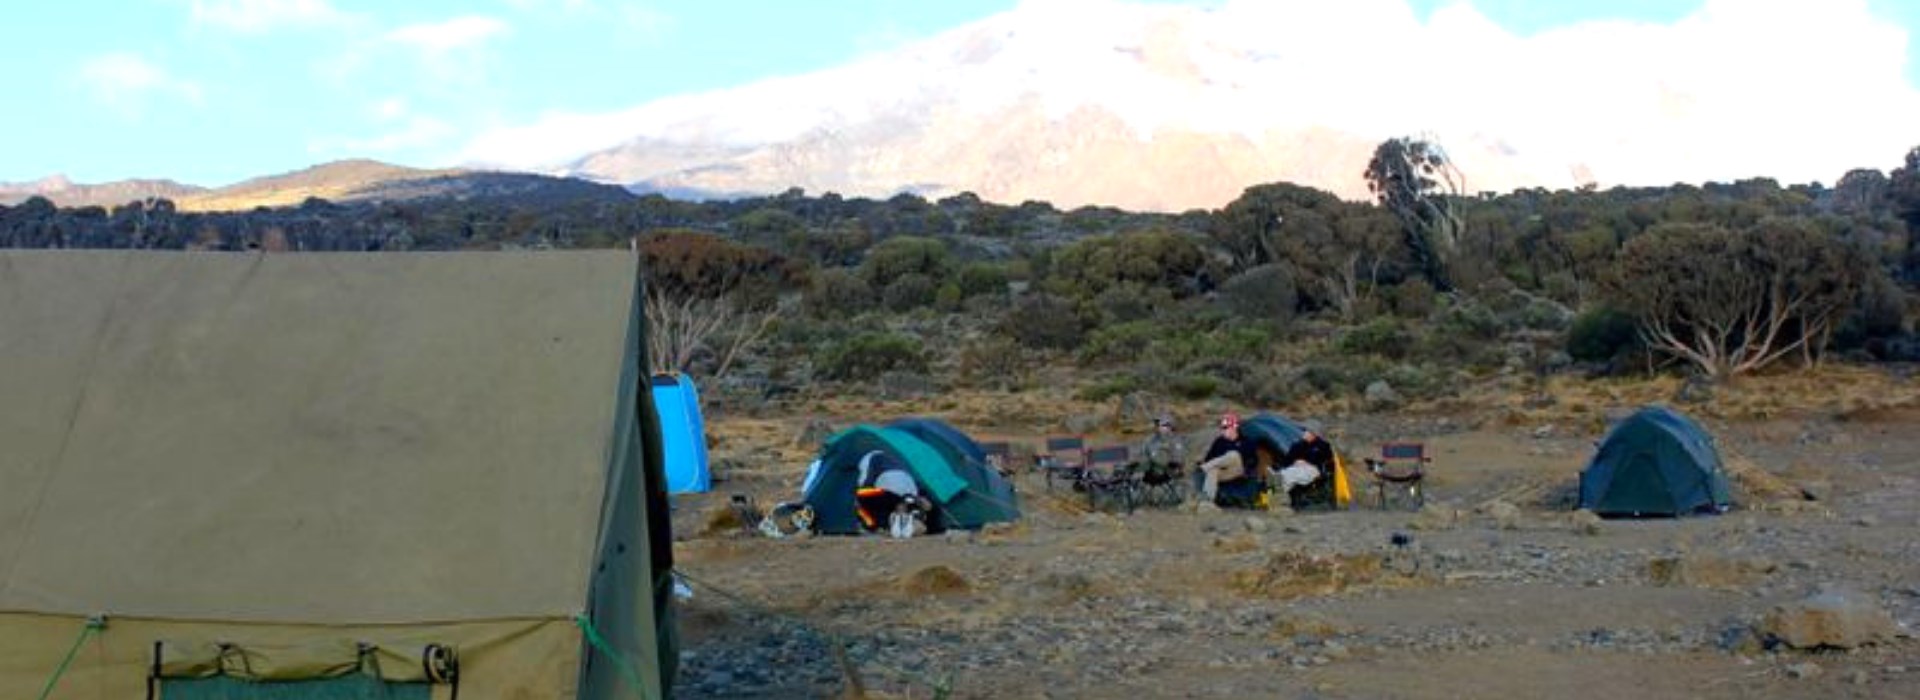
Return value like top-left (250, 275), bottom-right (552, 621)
top-left (887, 417), bottom-right (1021, 522)
top-left (802, 425), bottom-right (1020, 534)
top-left (1579, 406), bottom-right (1733, 517)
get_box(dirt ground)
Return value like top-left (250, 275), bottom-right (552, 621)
top-left (667, 369), bottom-right (1920, 699)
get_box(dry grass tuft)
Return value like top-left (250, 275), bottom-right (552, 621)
top-left (900, 565), bottom-right (972, 597)
top-left (1232, 550), bottom-right (1387, 599)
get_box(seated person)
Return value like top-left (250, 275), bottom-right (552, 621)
top-left (1192, 412), bottom-right (1259, 505)
top-left (1139, 414), bottom-right (1188, 484)
top-left (1279, 427), bottom-right (1334, 493)
top-left (853, 450), bottom-right (925, 536)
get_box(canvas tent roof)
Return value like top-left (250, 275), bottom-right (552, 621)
top-left (0, 250), bottom-right (672, 700)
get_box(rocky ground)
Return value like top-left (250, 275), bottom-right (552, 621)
top-left (666, 377), bottom-right (1920, 699)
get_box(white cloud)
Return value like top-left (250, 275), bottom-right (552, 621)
top-left (189, 0), bottom-right (353, 32)
top-left (460, 0), bottom-right (1920, 189)
top-left (77, 52), bottom-right (205, 119)
top-left (311, 98), bottom-right (456, 156)
top-left (386, 15), bottom-right (511, 56)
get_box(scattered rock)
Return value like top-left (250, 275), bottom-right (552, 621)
top-left (1365, 381), bottom-right (1402, 410)
top-left (1674, 377), bottom-right (1714, 404)
top-left (1481, 500), bottom-right (1523, 530)
top-left (1064, 413), bottom-right (1105, 435)
top-left (1409, 506), bottom-right (1461, 532)
top-left (1531, 425), bottom-right (1554, 439)
top-left (1784, 662), bottom-right (1823, 680)
top-left (1213, 534), bottom-right (1261, 554)
top-left (1568, 509), bottom-right (1604, 536)
top-left (1850, 670), bottom-right (1871, 685)
top-left (1853, 515), bottom-right (1879, 528)
top-left (1799, 480), bottom-right (1834, 502)
top-left (1762, 585), bottom-right (1901, 650)
top-left (1523, 392), bottom-right (1557, 409)
top-left (1244, 517), bottom-right (1271, 534)
top-left (1647, 556), bottom-right (1774, 589)
top-left (1718, 625), bottom-right (1764, 656)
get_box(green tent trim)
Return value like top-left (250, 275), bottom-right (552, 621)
top-left (801, 424), bottom-right (1019, 534)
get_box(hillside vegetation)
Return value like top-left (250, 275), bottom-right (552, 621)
top-left (4, 142), bottom-right (1917, 415)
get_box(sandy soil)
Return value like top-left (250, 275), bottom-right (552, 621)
top-left (667, 376), bottom-right (1920, 699)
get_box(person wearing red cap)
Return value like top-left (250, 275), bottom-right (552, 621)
top-left (1192, 411), bottom-right (1257, 507)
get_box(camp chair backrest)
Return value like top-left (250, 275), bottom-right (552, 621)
top-left (981, 441), bottom-right (1012, 458)
top-left (1086, 445), bottom-right (1129, 467)
top-left (1381, 443), bottom-right (1427, 461)
top-left (1045, 436), bottom-right (1086, 454)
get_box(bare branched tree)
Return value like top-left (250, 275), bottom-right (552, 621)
top-left (1604, 220), bottom-right (1863, 380)
top-left (643, 287), bottom-right (782, 378)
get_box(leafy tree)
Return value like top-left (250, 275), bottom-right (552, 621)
top-left (1603, 219), bottom-right (1864, 379)
top-left (1365, 137), bottom-right (1466, 291)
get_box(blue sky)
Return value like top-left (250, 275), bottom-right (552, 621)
top-left (3, 0), bottom-right (1916, 186)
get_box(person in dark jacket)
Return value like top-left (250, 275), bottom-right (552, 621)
top-left (1279, 428), bottom-right (1333, 492)
top-left (1192, 412), bottom-right (1258, 505)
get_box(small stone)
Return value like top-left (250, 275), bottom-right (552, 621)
top-left (1762, 585), bottom-right (1901, 650)
top-left (1849, 670), bottom-right (1870, 685)
top-left (1531, 425), bottom-right (1554, 439)
top-left (1854, 515), bottom-right (1879, 528)
top-left (1483, 500), bottom-right (1523, 530)
top-left (1785, 662), bottom-right (1823, 679)
top-left (1886, 666), bottom-right (1907, 674)
top-left (1244, 517), bottom-right (1271, 534)
top-left (1569, 509), bottom-right (1604, 536)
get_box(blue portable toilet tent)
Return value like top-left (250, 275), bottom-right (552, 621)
top-left (651, 373), bottom-right (712, 493)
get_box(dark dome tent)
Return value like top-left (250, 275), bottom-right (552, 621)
top-left (1241, 412), bottom-right (1353, 508)
top-left (1579, 406), bottom-right (1733, 517)
top-left (887, 417), bottom-right (1020, 522)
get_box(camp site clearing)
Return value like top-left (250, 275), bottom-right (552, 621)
top-left (672, 385), bottom-right (1920, 699)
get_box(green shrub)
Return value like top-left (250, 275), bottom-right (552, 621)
top-left (1218, 264), bottom-right (1298, 322)
top-left (1079, 320), bottom-right (1158, 366)
top-left (1003, 294), bottom-right (1086, 350)
top-left (958, 336), bottom-right (1026, 390)
top-left (882, 273), bottom-right (937, 312)
top-left (1167, 373), bottom-right (1221, 400)
top-left (815, 332), bottom-right (926, 381)
top-left (1336, 317), bottom-right (1412, 359)
top-left (1077, 373), bottom-right (1143, 401)
top-left (955, 262), bottom-right (1010, 299)
top-left (804, 268), bottom-right (874, 318)
top-left (1566, 306), bottom-right (1640, 362)
top-left (1388, 279), bottom-right (1437, 318)
top-left (1093, 282), bottom-right (1172, 324)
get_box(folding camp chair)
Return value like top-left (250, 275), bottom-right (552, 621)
top-left (1080, 445), bottom-right (1139, 513)
top-left (1036, 436), bottom-right (1089, 492)
top-left (1135, 458), bottom-right (1186, 507)
top-left (1364, 442), bottom-right (1429, 510)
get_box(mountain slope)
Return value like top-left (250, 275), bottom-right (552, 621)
top-left (529, 1), bottom-right (1582, 211)
top-left (0, 175), bottom-right (205, 208)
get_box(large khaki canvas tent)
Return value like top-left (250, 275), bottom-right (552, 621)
top-left (0, 250), bottom-right (675, 699)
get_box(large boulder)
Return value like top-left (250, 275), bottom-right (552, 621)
top-left (1762, 585), bottom-right (1902, 649)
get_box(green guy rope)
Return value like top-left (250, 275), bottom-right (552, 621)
top-left (37, 615), bottom-right (106, 700)
top-left (574, 613), bottom-right (654, 700)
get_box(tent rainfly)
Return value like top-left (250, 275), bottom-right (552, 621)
top-left (0, 250), bottom-right (675, 700)
top-left (1579, 406), bottom-right (1734, 517)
